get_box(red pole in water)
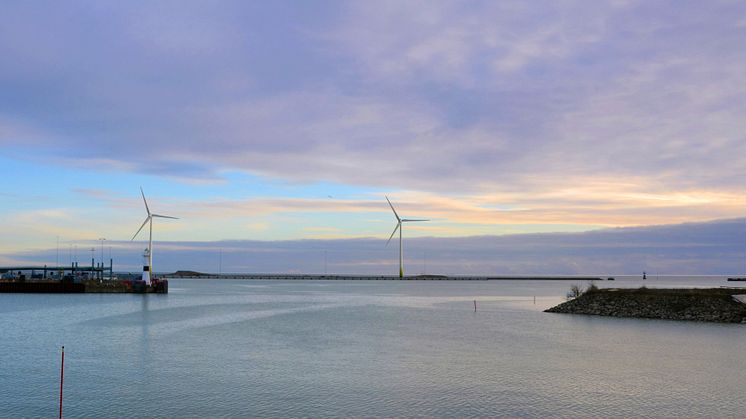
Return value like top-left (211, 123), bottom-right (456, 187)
top-left (59, 346), bottom-right (64, 419)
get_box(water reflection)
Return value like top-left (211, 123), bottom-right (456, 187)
top-left (1, 278), bottom-right (745, 418)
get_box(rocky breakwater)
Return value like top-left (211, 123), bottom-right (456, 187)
top-left (545, 287), bottom-right (746, 323)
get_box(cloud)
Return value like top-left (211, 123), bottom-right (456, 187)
top-left (1, 1), bottom-right (746, 229)
top-left (176, 186), bottom-right (746, 231)
top-left (8, 218), bottom-right (746, 275)
top-left (72, 188), bottom-right (113, 199)
top-left (6, 185), bottom-right (745, 254)
top-left (328, 0), bottom-right (618, 85)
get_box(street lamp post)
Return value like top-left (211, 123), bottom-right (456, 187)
top-left (89, 247), bottom-right (95, 278)
top-left (99, 238), bottom-right (106, 281)
top-left (99, 238), bottom-right (106, 263)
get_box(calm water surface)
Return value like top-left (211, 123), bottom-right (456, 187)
top-left (1, 277), bottom-right (745, 418)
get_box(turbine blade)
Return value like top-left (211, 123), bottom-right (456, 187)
top-left (386, 222), bottom-right (400, 246)
top-left (385, 195), bottom-right (401, 222)
top-left (131, 216), bottom-right (150, 241)
top-left (151, 214), bottom-right (179, 219)
top-left (401, 219), bottom-right (429, 222)
top-left (140, 187), bottom-right (151, 215)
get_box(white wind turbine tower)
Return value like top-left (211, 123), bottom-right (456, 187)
top-left (386, 196), bottom-right (428, 278)
top-left (131, 187), bottom-right (178, 285)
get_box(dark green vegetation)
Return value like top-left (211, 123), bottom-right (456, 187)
top-left (171, 270), bottom-right (205, 277)
top-left (546, 287), bottom-right (746, 323)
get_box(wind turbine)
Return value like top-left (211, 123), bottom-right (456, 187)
top-left (386, 196), bottom-right (428, 278)
top-left (131, 187), bottom-right (177, 284)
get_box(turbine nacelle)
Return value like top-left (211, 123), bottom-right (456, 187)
top-left (384, 196), bottom-right (429, 277)
top-left (131, 187), bottom-right (178, 239)
top-left (385, 196), bottom-right (429, 245)
top-left (130, 187), bottom-right (178, 284)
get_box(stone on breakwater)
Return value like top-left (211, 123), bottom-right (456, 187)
top-left (545, 288), bottom-right (746, 323)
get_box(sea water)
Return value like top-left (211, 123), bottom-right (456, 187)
top-left (1, 277), bottom-right (745, 418)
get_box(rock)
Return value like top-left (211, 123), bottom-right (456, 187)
top-left (545, 288), bottom-right (746, 323)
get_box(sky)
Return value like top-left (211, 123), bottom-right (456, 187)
top-left (1, 1), bottom-right (746, 274)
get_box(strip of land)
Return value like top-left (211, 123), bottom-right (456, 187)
top-left (546, 287), bottom-right (746, 323)
top-left (164, 271), bottom-right (606, 281)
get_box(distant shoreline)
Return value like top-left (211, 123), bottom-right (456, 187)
top-left (163, 271), bottom-right (607, 281)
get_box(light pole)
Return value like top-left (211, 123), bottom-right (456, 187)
top-left (99, 238), bottom-right (106, 263)
top-left (89, 247), bottom-right (95, 278)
